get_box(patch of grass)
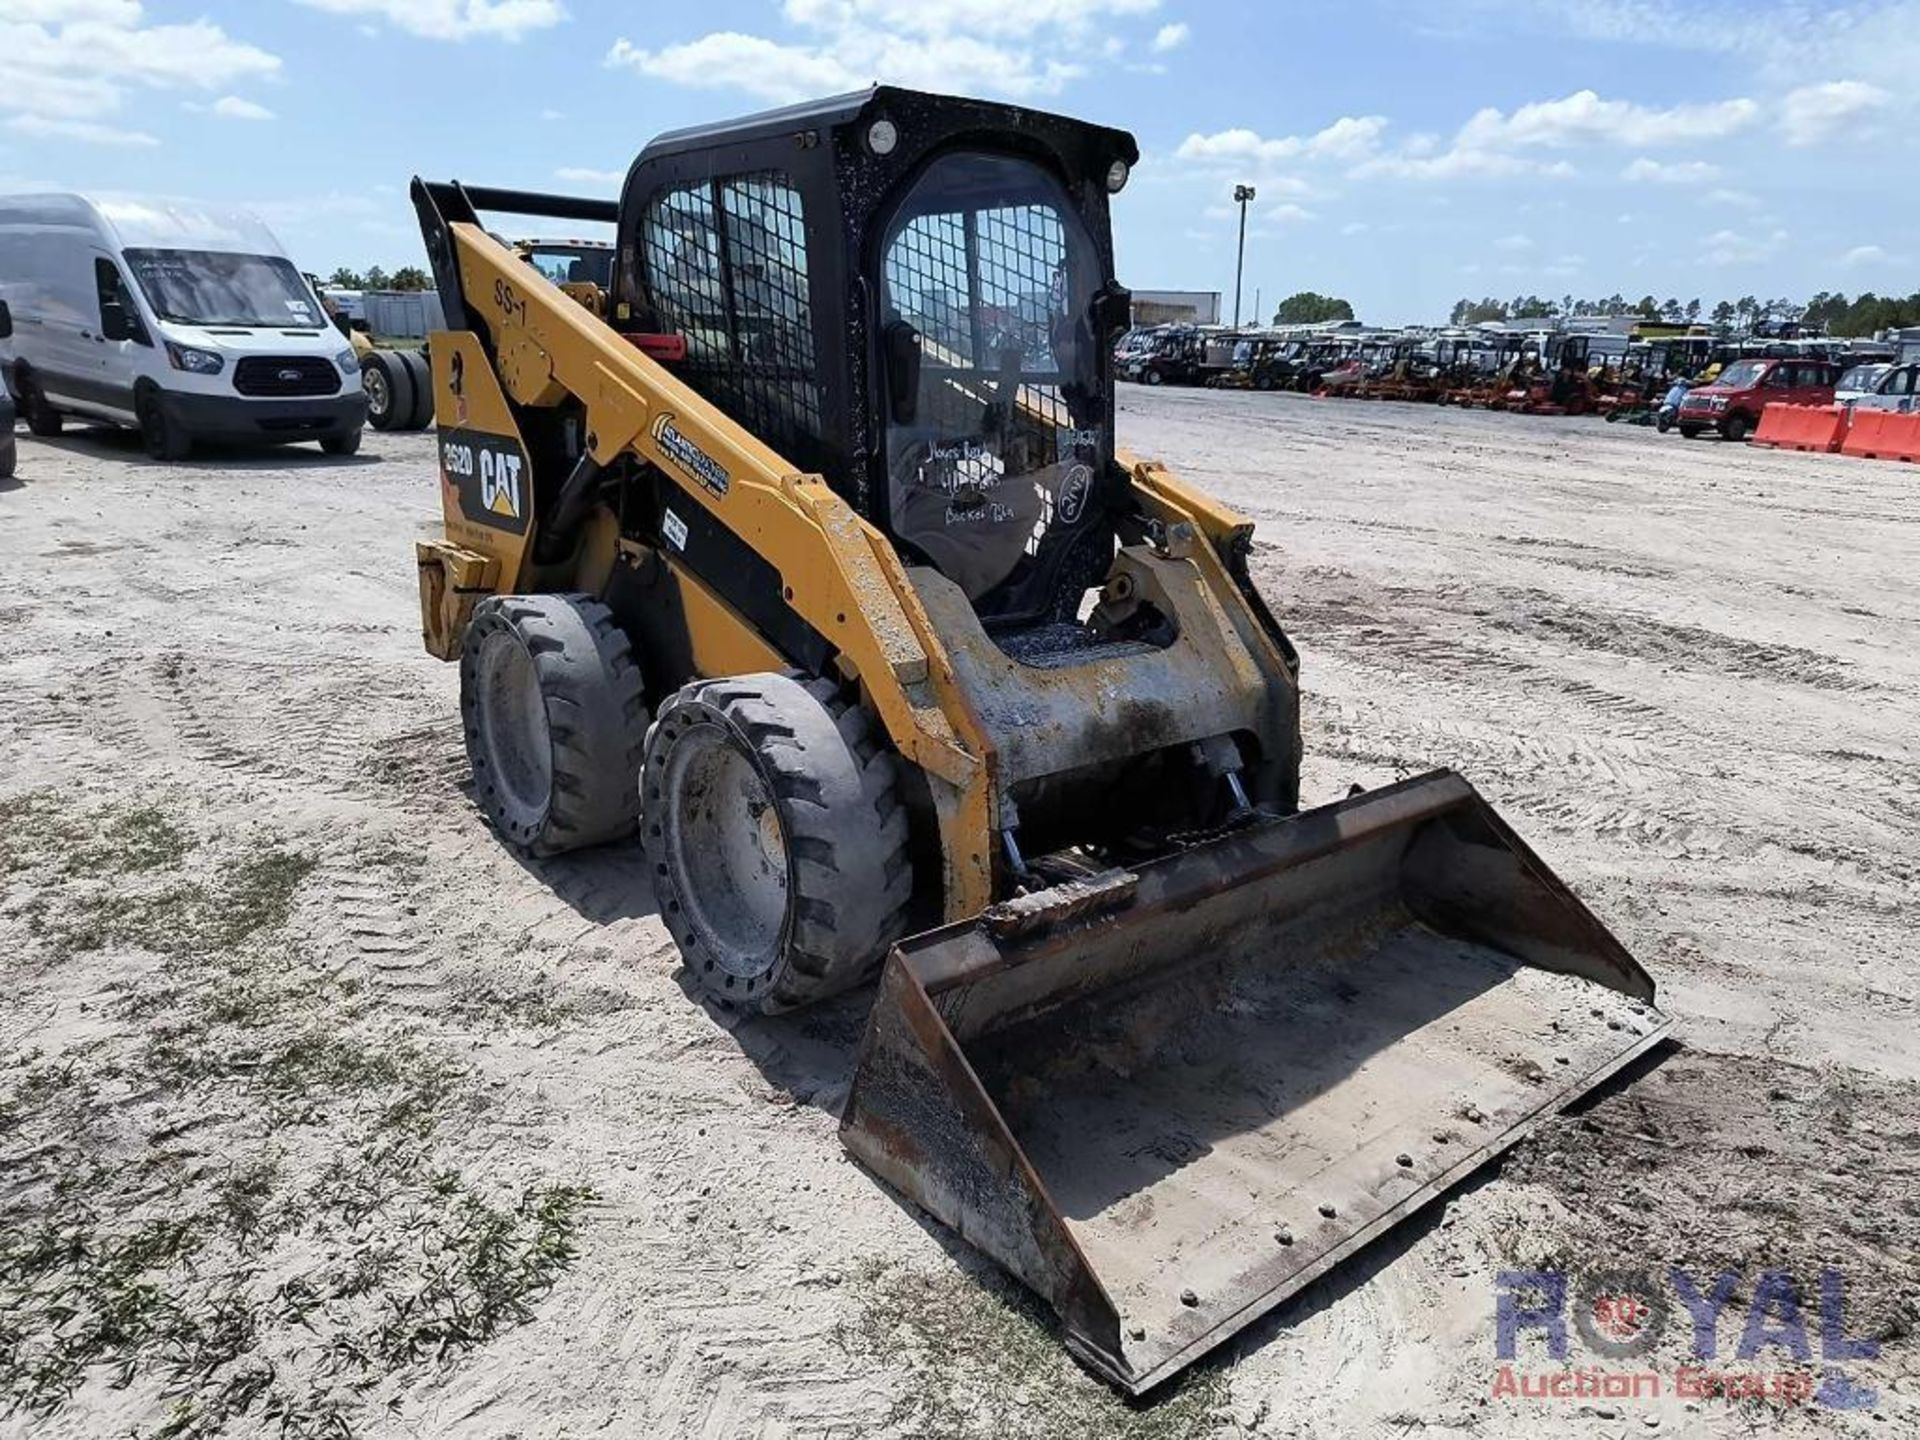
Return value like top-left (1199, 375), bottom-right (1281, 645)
top-left (20, 846), bottom-right (316, 963)
top-left (0, 796), bottom-right (593, 1437)
top-left (0, 792), bottom-right (194, 879)
top-left (837, 1262), bottom-right (1231, 1440)
top-left (365, 1180), bottom-right (593, 1367)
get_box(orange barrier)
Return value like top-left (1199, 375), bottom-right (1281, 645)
top-left (1751, 403), bottom-right (1847, 453)
top-left (1840, 407), bottom-right (1920, 463)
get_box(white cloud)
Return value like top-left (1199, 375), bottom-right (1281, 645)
top-left (1621, 156), bottom-right (1718, 183)
top-left (1702, 227), bottom-right (1788, 266)
top-left (1266, 203), bottom-right (1316, 225)
top-left (1151, 20), bottom-right (1188, 51)
top-left (779, 0), bottom-right (1160, 40)
top-left (6, 113), bottom-right (157, 146)
top-left (1340, 220), bottom-right (1369, 235)
top-left (291, 0), bottom-right (566, 42)
top-left (1525, 2), bottom-right (1920, 97)
top-left (1455, 90), bottom-right (1758, 151)
top-left (0, 2), bottom-right (279, 144)
top-left (1348, 88), bottom-right (1751, 183)
top-left (0, 1), bottom-right (142, 20)
top-left (1841, 243), bottom-right (1907, 268)
top-left (1701, 187), bottom-right (1760, 210)
top-left (609, 33), bottom-right (865, 101)
top-left (1176, 115), bottom-right (1389, 171)
top-left (540, 108), bottom-right (565, 121)
top-left (1493, 233), bottom-right (1532, 251)
top-left (610, 0), bottom-right (1161, 102)
top-left (1779, 80), bottom-right (1890, 146)
top-left (203, 95), bottom-right (275, 121)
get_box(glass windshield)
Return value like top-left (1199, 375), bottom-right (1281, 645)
top-left (1838, 364), bottom-right (1888, 392)
top-left (1714, 360), bottom-right (1768, 390)
top-left (879, 151), bottom-right (1106, 604)
top-left (124, 248), bottom-right (321, 328)
top-left (520, 244), bottom-right (613, 289)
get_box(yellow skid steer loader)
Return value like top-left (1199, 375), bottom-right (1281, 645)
top-left (409, 87), bottom-right (1667, 1393)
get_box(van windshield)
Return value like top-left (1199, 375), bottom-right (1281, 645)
top-left (124, 248), bottom-right (323, 329)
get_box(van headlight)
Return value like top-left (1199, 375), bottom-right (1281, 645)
top-left (336, 348), bottom-right (359, 374)
top-left (165, 342), bottom-right (224, 375)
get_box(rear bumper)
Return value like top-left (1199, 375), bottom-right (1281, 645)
top-left (158, 389), bottom-right (366, 442)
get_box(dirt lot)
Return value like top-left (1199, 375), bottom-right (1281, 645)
top-left (1, 393), bottom-right (1915, 1439)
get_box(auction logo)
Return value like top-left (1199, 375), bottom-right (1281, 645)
top-left (1493, 1268), bottom-right (1880, 1410)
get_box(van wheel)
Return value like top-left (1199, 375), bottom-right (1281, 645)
top-left (321, 428), bottom-right (362, 456)
top-left (18, 373), bottom-right (62, 437)
top-left (399, 351), bottom-right (435, 429)
top-left (1143, 368), bottom-right (1164, 386)
top-left (136, 390), bottom-right (191, 461)
top-left (1722, 412), bottom-right (1751, 443)
top-left (361, 352), bottom-right (413, 432)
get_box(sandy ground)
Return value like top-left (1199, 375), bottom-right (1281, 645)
top-left (0, 393), bottom-right (1915, 1439)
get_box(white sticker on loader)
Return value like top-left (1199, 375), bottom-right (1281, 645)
top-left (662, 508), bottom-right (688, 552)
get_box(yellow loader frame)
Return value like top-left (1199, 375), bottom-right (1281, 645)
top-left (415, 221), bottom-right (1291, 924)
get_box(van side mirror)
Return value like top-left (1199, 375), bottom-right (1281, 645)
top-left (884, 319), bottom-right (921, 425)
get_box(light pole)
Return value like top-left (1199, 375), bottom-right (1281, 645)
top-left (1232, 183), bottom-right (1255, 327)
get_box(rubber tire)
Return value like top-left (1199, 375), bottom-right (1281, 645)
top-left (18, 371), bottom-right (62, 438)
top-left (643, 673), bottom-right (912, 1013)
top-left (399, 350), bottom-right (435, 430)
top-left (362, 352), bottom-right (413, 433)
top-left (1143, 367), bottom-right (1165, 386)
top-left (1656, 412), bottom-right (1674, 434)
top-left (0, 433), bottom-right (14, 480)
top-left (1722, 412), bottom-right (1750, 443)
top-left (136, 388), bottom-right (191, 461)
top-left (1679, 424), bottom-right (1703, 440)
top-left (461, 594), bottom-right (648, 857)
top-left (321, 427), bottom-right (362, 456)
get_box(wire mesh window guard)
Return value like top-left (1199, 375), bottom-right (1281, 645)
top-left (641, 172), bottom-right (823, 466)
top-left (883, 181), bottom-right (1089, 594)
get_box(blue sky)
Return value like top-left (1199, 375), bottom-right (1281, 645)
top-left (3, 0), bottom-right (1914, 324)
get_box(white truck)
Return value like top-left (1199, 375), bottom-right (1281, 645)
top-left (0, 193), bottom-right (365, 460)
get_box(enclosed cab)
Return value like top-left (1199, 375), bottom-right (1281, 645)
top-left (0, 194), bottom-right (365, 459)
top-left (1677, 356), bottom-right (1839, 440)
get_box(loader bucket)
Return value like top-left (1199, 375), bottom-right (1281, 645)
top-left (840, 769), bottom-right (1668, 1395)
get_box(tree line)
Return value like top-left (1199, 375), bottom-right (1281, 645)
top-left (324, 265), bottom-right (432, 292)
top-left (1270, 291), bottom-right (1356, 325)
top-left (1447, 291), bottom-right (1920, 336)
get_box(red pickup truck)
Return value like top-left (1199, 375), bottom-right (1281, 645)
top-left (1677, 358), bottom-right (1839, 441)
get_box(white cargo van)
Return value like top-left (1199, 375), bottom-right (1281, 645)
top-left (0, 194), bottom-right (366, 460)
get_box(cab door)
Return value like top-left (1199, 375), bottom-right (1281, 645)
top-left (1885, 364), bottom-right (1919, 414)
top-left (81, 255), bottom-right (146, 424)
